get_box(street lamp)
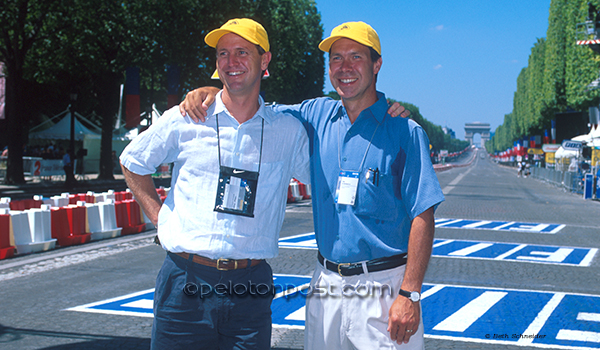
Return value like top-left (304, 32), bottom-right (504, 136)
top-left (69, 92), bottom-right (77, 152)
top-left (69, 92), bottom-right (77, 155)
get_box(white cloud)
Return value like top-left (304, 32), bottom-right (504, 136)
top-left (435, 25), bottom-right (444, 31)
top-left (434, 64), bottom-right (443, 70)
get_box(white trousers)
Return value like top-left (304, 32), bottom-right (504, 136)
top-left (304, 262), bottom-right (425, 350)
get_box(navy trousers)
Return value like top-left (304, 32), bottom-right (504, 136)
top-left (151, 252), bottom-right (274, 350)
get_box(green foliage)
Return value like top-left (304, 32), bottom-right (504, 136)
top-left (0, 0), bottom-right (323, 181)
top-left (388, 99), bottom-right (469, 153)
top-left (0, 0), bottom-right (74, 183)
top-left (490, 0), bottom-right (600, 152)
top-left (261, 0), bottom-right (324, 103)
top-left (325, 90), bottom-right (341, 100)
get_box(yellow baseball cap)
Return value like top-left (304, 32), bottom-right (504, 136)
top-left (205, 18), bottom-right (270, 52)
top-left (319, 21), bottom-right (381, 55)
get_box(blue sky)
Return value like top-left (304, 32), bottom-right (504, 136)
top-left (315, 0), bottom-right (551, 140)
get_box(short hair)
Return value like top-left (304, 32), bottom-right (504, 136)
top-left (369, 47), bottom-right (381, 62)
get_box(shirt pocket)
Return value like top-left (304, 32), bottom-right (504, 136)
top-left (353, 170), bottom-right (398, 222)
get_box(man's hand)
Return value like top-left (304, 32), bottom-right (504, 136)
top-left (179, 86), bottom-right (409, 121)
top-left (179, 86), bottom-right (220, 123)
top-left (387, 102), bottom-right (411, 118)
top-left (387, 296), bottom-right (420, 344)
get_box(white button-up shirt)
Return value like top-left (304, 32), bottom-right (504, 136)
top-left (120, 92), bottom-right (310, 259)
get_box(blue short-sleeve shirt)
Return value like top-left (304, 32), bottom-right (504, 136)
top-left (272, 92), bottom-right (444, 263)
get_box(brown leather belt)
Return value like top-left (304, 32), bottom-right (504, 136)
top-left (174, 252), bottom-right (263, 271)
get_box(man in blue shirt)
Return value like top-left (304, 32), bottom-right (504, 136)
top-left (181, 21), bottom-right (444, 350)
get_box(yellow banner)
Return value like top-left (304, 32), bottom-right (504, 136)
top-left (528, 148), bottom-right (544, 155)
top-left (593, 148), bottom-right (600, 167)
top-left (545, 152), bottom-right (555, 164)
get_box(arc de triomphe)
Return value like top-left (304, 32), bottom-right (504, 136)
top-left (464, 122), bottom-right (490, 146)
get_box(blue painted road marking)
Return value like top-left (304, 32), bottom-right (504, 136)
top-left (271, 275), bottom-right (311, 329)
top-left (67, 289), bottom-right (154, 318)
top-left (433, 239), bottom-right (597, 267)
top-left (67, 277), bottom-right (600, 349)
top-left (421, 284), bottom-right (600, 348)
top-left (279, 234), bottom-right (598, 267)
top-left (435, 218), bottom-right (565, 234)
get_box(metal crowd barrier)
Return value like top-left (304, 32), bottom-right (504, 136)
top-left (531, 166), bottom-right (586, 193)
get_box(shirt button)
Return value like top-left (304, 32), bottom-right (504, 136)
top-left (337, 207), bottom-right (342, 213)
top-left (342, 157), bottom-right (347, 162)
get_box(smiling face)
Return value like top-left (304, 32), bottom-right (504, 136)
top-left (328, 38), bottom-right (382, 107)
top-left (216, 32), bottom-right (271, 97)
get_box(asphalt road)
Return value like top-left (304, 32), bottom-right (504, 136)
top-left (0, 148), bottom-right (598, 350)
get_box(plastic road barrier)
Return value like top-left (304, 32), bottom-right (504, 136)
top-left (0, 211), bottom-right (15, 259)
top-left (10, 205), bottom-right (56, 254)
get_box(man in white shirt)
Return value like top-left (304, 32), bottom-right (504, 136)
top-left (120, 18), bottom-right (310, 350)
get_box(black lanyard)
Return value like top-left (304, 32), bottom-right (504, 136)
top-left (216, 113), bottom-right (265, 172)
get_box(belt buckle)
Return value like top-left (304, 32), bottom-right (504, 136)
top-left (217, 258), bottom-right (237, 271)
top-left (337, 263), bottom-right (351, 276)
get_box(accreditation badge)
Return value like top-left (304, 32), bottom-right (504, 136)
top-left (334, 170), bottom-right (360, 206)
top-left (214, 166), bottom-right (259, 217)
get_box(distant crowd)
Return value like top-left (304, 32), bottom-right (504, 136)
top-left (1, 144), bottom-right (70, 160)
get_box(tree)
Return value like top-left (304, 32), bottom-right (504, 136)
top-left (388, 99), bottom-right (468, 153)
top-left (261, 0), bottom-right (324, 103)
top-left (490, 0), bottom-right (600, 152)
top-left (0, 0), bottom-right (71, 184)
top-left (2, 0), bottom-right (324, 183)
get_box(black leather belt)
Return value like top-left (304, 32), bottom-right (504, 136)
top-left (318, 252), bottom-right (407, 277)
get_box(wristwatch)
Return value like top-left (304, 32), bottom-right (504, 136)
top-left (399, 288), bottom-right (421, 302)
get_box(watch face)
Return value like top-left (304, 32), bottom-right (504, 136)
top-left (410, 291), bottom-right (420, 302)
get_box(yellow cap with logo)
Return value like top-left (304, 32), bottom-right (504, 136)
top-left (205, 18), bottom-right (270, 80)
top-left (319, 21), bottom-right (381, 55)
top-left (205, 18), bottom-right (269, 52)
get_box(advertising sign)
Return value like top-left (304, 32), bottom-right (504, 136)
top-left (593, 148), bottom-right (600, 167)
top-left (30, 159), bottom-right (76, 177)
top-left (527, 148), bottom-right (544, 155)
top-left (542, 144), bottom-right (560, 153)
top-left (561, 140), bottom-right (583, 151)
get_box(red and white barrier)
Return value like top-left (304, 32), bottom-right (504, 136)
top-left (7, 205), bottom-right (57, 254)
top-left (289, 179), bottom-right (304, 203)
top-left (85, 199), bottom-right (122, 241)
top-left (0, 210), bottom-right (15, 259)
top-left (51, 203), bottom-right (91, 247)
top-left (115, 198), bottom-right (146, 235)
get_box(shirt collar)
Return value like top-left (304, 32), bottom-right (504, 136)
top-left (360, 91), bottom-right (388, 124)
top-left (332, 91), bottom-right (388, 124)
top-left (208, 91), bottom-right (273, 124)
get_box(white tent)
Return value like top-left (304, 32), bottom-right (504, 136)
top-left (572, 133), bottom-right (592, 143)
top-left (588, 125), bottom-right (600, 147)
top-left (554, 146), bottom-right (579, 159)
top-left (29, 111), bottom-right (100, 141)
